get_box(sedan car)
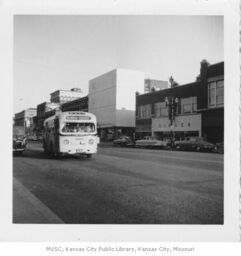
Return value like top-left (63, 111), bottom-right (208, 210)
top-left (174, 137), bottom-right (216, 152)
top-left (135, 136), bottom-right (168, 149)
top-left (113, 136), bottom-right (135, 147)
top-left (215, 142), bottom-right (224, 154)
top-left (13, 126), bottom-right (27, 155)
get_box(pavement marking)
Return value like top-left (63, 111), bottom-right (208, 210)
top-left (13, 177), bottom-right (64, 224)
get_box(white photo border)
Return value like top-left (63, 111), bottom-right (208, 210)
top-left (0, 0), bottom-right (239, 242)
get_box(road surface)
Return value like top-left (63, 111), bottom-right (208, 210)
top-left (13, 141), bottom-right (223, 224)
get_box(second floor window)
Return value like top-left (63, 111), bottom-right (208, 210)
top-left (208, 80), bottom-right (224, 107)
top-left (154, 102), bottom-right (168, 117)
top-left (181, 97), bottom-right (197, 114)
top-left (138, 104), bottom-right (152, 119)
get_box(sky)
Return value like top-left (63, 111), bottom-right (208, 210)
top-left (14, 15), bottom-right (223, 113)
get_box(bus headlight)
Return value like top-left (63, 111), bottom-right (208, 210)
top-left (64, 139), bottom-right (69, 145)
top-left (88, 139), bottom-right (94, 145)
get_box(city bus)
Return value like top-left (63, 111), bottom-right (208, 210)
top-left (43, 111), bottom-right (99, 158)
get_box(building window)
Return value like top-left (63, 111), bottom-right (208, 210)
top-left (138, 104), bottom-right (152, 119)
top-left (216, 80), bottom-right (224, 105)
top-left (181, 97), bottom-right (197, 114)
top-left (208, 80), bottom-right (224, 107)
top-left (208, 82), bottom-right (216, 106)
top-left (154, 103), bottom-right (160, 117)
top-left (154, 102), bottom-right (168, 117)
top-left (182, 98), bottom-right (192, 114)
top-left (192, 97), bottom-right (197, 112)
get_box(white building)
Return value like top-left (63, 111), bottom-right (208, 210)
top-left (88, 68), bottom-right (145, 140)
top-left (14, 108), bottom-right (37, 136)
top-left (50, 88), bottom-right (82, 103)
top-left (14, 108), bottom-right (37, 127)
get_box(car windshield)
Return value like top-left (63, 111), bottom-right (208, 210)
top-left (62, 122), bottom-right (95, 133)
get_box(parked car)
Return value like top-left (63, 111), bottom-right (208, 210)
top-left (13, 126), bottom-right (27, 155)
top-left (113, 136), bottom-right (135, 147)
top-left (215, 142), bottom-right (224, 154)
top-left (28, 135), bottom-right (38, 141)
top-left (174, 137), bottom-right (216, 152)
top-left (135, 136), bottom-right (168, 149)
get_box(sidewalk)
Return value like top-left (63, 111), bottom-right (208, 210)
top-left (13, 178), bottom-right (64, 224)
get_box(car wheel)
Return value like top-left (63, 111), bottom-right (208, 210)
top-left (196, 146), bottom-right (201, 152)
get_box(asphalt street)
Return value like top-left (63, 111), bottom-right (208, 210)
top-left (13, 141), bottom-right (223, 224)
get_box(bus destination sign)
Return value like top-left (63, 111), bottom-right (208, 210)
top-left (66, 116), bottom-right (91, 121)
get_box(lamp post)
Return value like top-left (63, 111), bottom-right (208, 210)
top-left (165, 96), bottom-right (179, 148)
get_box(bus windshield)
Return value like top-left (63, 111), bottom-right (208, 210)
top-left (61, 122), bottom-right (95, 133)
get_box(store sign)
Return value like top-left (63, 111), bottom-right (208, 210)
top-left (152, 114), bottom-right (201, 132)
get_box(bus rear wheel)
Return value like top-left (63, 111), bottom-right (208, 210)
top-left (86, 154), bottom-right (92, 159)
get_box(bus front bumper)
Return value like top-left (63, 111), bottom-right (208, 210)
top-left (60, 147), bottom-right (97, 155)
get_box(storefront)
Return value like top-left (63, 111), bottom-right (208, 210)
top-left (136, 60), bottom-right (224, 143)
top-left (135, 119), bottom-right (152, 140)
top-left (152, 114), bottom-right (201, 140)
top-left (98, 126), bottom-right (135, 141)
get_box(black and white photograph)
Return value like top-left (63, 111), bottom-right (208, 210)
top-left (0, 0), bottom-right (240, 246)
top-left (12, 14), bottom-right (224, 225)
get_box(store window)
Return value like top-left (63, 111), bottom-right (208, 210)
top-left (208, 80), bottom-right (224, 107)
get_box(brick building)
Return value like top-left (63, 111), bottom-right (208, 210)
top-left (136, 60), bottom-right (224, 143)
top-left (50, 88), bottom-right (83, 103)
top-left (61, 96), bottom-right (88, 112)
top-left (36, 102), bottom-right (60, 138)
